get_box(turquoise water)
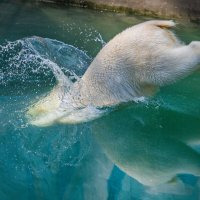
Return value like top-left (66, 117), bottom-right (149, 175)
top-left (1, 1), bottom-right (200, 200)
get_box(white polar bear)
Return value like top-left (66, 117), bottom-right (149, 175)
top-left (27, 20), bottom-right (200, 126)
top-left (26, 20), bottom-right (200, 194)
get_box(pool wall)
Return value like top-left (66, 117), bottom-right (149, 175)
top-left (38, 0), bottom-right (200, 23)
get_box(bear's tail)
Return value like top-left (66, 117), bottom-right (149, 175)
top-left (145, 20), bottom-right (176, 29)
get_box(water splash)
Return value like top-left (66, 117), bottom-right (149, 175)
top-left (59, 23), bottom-right (106, 54)
top-left (0, 37), bottom-right (95, 173)
top-left (0, 37), bottom-right (91, 88)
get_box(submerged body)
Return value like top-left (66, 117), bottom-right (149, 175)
top-left (93, 107), bottom-right (200, 192)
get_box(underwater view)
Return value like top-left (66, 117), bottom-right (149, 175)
top-left (1, 1), bottom-right (200, 200)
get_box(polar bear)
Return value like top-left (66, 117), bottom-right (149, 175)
top-left (27, 20), bottom-right (200, 126)
top-left (26, 20), bottom-right (200, 194)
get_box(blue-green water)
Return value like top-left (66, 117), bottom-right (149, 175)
top-left (1, 1), bottom-right (200, 200)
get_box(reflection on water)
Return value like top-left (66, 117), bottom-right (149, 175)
top-left (0, 1), bottom-right (200, 200)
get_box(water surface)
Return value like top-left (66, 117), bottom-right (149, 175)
top-left (1, 1), bottom-right (200, 200)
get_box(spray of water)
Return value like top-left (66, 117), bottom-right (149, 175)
top-left (0, 35), bottom-right (102, 171)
